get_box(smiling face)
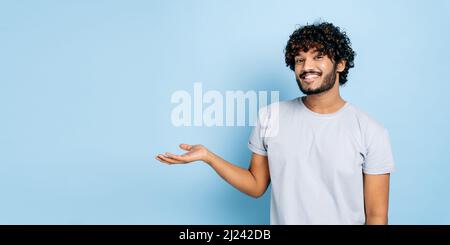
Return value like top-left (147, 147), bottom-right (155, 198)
top-left (294, 49), bottom-right (345, 95)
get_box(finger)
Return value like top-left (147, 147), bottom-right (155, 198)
top-left (157, 154), bottom-right (184, 164)
top-left (156, 155), bottom-right (171, 164)
top-left (179, 144), bottom-right (192, 151)
top-left (158, 155), bottom-right (183, 164)
top-left (165, 152), bottom-right (188, 162)
top-left (155, 156), bottom-right (167, 163)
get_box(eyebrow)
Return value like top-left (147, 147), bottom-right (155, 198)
top-left (295, 51), bottom-right (322, 58)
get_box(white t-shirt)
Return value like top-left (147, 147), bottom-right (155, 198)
top-left (248, 97), bottom-right (395, 225)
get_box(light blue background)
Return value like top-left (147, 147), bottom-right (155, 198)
top-left (1, 0), bottom-right (449, 224)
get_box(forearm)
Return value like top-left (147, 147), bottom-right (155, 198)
top-left (204, 151), bottom-right (260, 197)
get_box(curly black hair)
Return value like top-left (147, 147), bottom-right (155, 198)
top-left (285, 22), bottom-right (355, 85)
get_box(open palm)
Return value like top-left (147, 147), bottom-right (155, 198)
top-left (156, 144), bottom-right (208, 164)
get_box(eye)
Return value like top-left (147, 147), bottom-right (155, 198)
top-left (314, 55), bottom-right (324, 60)
top-left (295, 59), bottom-right (304, 64)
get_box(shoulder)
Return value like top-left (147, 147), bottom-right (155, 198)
top-left (347, 104), bottom-right (390, 142)
top-left (255, 98), bottom-right (298, 134)
top-left (258, 97), bottom-right (300, 115)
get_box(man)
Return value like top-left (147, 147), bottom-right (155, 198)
top-left (156, 22), bottom-right (395, 225)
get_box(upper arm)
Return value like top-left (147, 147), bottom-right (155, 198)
top-left (249, 153), bottom-right (270, 196)
top-left (364, 173), bottom-right (391, 221)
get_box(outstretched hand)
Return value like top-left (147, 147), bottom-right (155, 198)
top-left (156, 144), bottom-right (209, 164)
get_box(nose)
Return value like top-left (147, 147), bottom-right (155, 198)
top-left (302, 57), bottom-right (315, 71)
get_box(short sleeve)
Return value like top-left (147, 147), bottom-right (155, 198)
top-left (363, 126), bottom-right (396, 174)
top-left (248, 107), bottom-right (269, 156)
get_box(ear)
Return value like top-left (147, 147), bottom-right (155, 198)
top-left (336, 59), bottom-right (346, 73)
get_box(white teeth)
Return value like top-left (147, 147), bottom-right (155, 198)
top-left (305, 74), bottom-right (319, 79)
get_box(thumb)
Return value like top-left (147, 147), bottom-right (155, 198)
top-left (179, 143), bottom-right (192, 151)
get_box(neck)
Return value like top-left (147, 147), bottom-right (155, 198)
top-left (302, 80), bottom-right (346, 114)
